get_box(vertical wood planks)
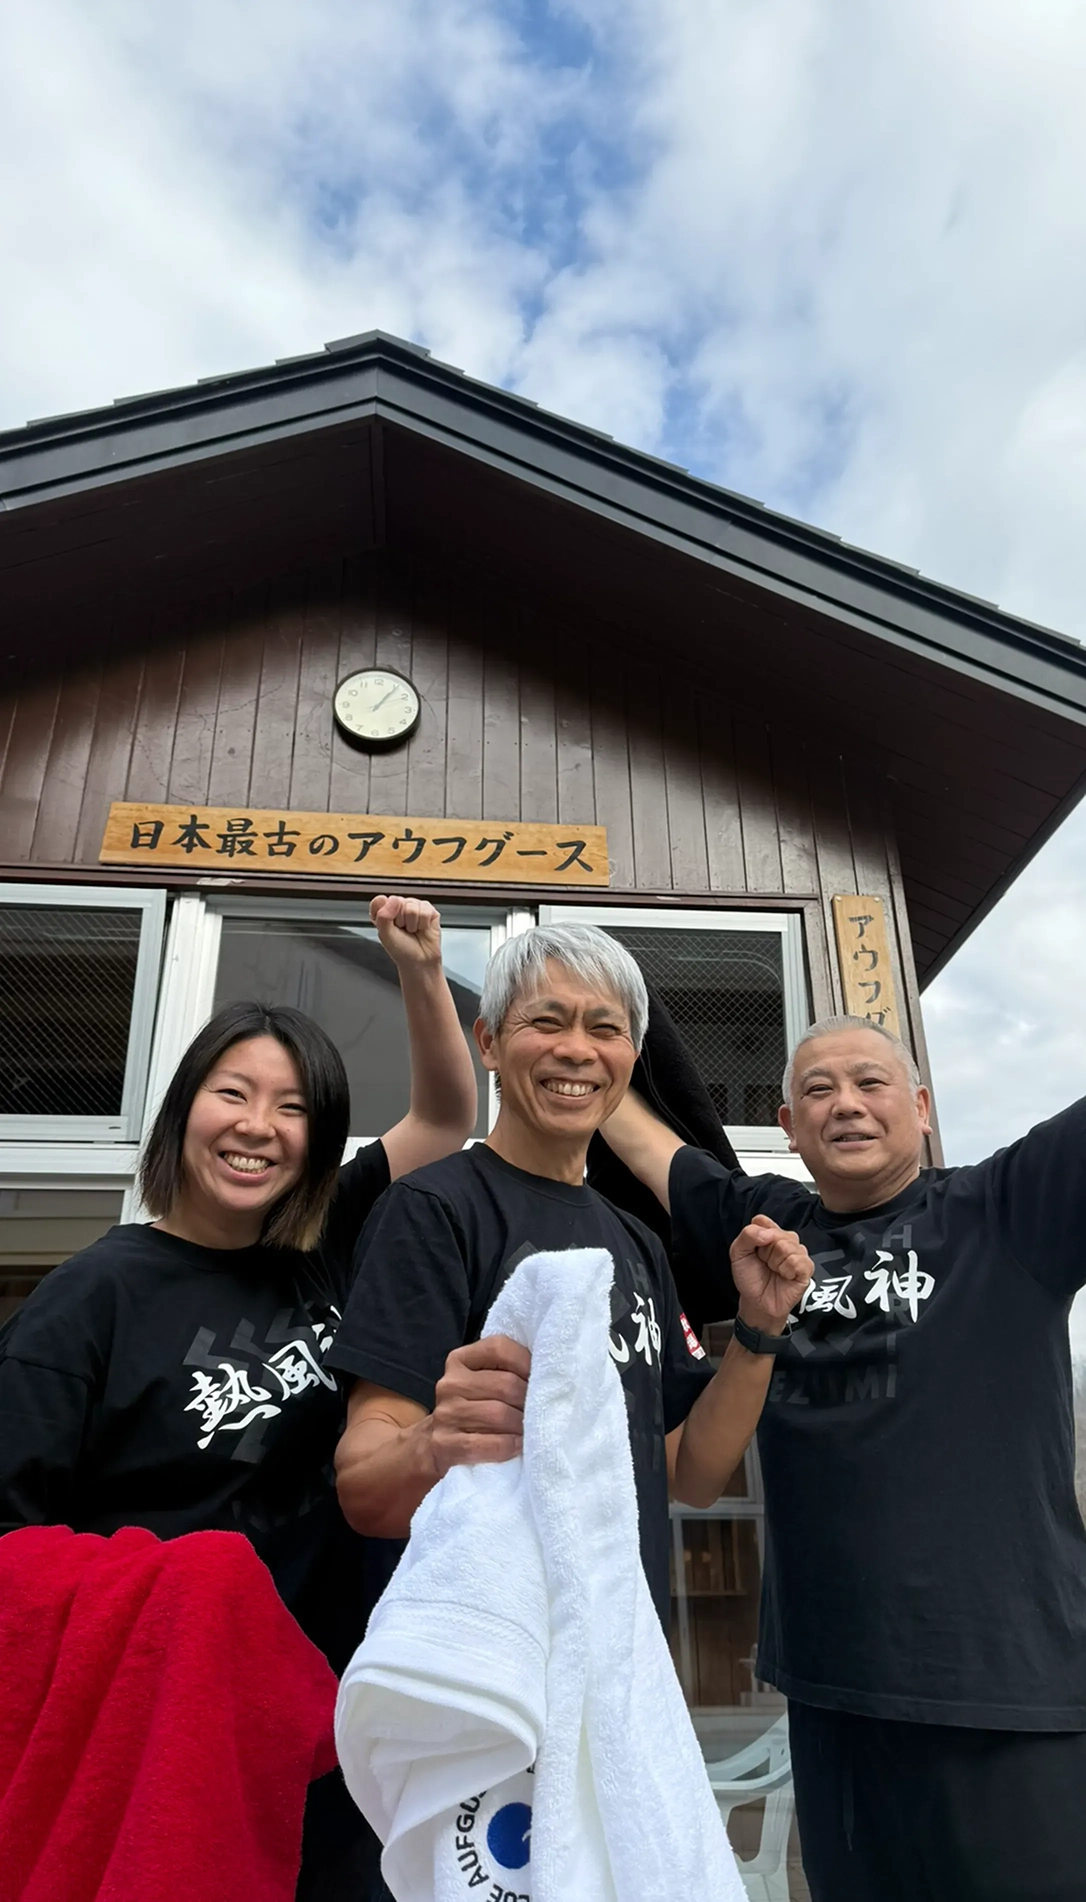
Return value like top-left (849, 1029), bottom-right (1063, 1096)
top-left (662, 672), bottom-right (709, 891)
top-left (810, 753), bottom-right (857, 1012)
top-left (734, 710), bottom-right (783, 893)
top-left (404, 570), bottom-right (449, 818)
top-left (367, 561), bottom-right (414, 821)
top-left (700, 700), bottom-right (746, 893)
top-left (554, 628), bottom-right (595, 827)
top-left (30, 664), bottom-right (103, 862)
top-left (0, 676), bottom-right (61, 861)
top-left (444, 595), bottom-right (484, 822)
top-left (772, 725), bottom-right (819, 895)
top-left (329, 556), bottom-right (378, 814)
top-left (127, 606), bottom-right (187, 803)
top-left (74, 650), bottom-right (145, 863)
top-left (290, 560), bottom-right (344, 811)
top-left (626, 658), bottom-right (672, 890)
top-left (519, 611), bottom-right (558, 828)
top-left (207, 585), bottom-right (264, 808)
top-left (249, 574), bottom-right (305, 809)
top-left (589, 646), bottom-right (634, 886)
top-left (167, 600), bottom-right (223, 806)
top-left (481, 597), bottom-right (521, 823)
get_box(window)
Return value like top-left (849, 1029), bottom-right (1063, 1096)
top-left (541, 906), bottom-right (808, 1151)
top-left (0, 885), bottom-right (165, 1142)
top-left (211, 900), bottom-right (504, 1141)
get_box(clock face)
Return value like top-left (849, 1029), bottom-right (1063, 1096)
top-left (333, 669), bottom-right (421, 749)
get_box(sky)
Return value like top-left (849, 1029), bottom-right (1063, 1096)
top-left (4, 0), bottom-right (1086, 1181)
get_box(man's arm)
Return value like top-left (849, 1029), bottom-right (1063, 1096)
top-left (669, 1217), bottom-right (812, 1508)
top-left (335, 1336), bottom-right (530, 1537)
top-left (370, 894), bottom-right (479, 1178)
top-left (599, 1089), bottom-right (686, 1211)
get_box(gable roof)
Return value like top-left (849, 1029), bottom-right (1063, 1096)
top-left (3, 328), bottom-right (1085, 983)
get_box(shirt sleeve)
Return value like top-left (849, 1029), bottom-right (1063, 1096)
top-left (665, 1141), bottom-right (802, 1293)
top-left (320, 1140), bottom-right (393, 1271)
top-left (324, 1180), bottom-right (472, 1409)
top-left (981, 1096), bottom-right (1086, 1300)
top-left (0, 1275), bottom-right (104, 1531)
top-left (654, 1239), bottom-right (715, 1433)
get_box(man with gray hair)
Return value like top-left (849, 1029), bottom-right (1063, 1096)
top-left (329, 922), bottom-right (812, 1648)
top-left (603, 1013), bottom-right (1086, 1902)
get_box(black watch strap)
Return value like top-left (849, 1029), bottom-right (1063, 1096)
top-left (734, 1313), bottom-right (789, 1355)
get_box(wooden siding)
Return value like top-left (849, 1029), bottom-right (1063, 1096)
top-left (0, 549), bottom-right (930, 1074)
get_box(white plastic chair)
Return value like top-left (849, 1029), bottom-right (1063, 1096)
top-left (707, 1716), bottom-right (795, 1902)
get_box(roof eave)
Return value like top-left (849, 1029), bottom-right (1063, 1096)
top-left (2, 331), bottom-right (1085, 728)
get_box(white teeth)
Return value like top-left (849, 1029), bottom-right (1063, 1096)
top-left (544, 1080), bottom-right (597, 1097)
top-left (222, 1153), bottom-right (271, 1173)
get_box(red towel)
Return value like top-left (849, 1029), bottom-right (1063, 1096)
top-left (0, 1525), bottom-right (338, 1902)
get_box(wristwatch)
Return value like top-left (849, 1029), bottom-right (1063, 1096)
top-left (733, 1313), bottom-right (790, 1356)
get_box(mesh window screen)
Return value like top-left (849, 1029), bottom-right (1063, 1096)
top-left (607, 927), bottom-right (786, 1126)
top-left (0, 907), bottom-right (142, 1115)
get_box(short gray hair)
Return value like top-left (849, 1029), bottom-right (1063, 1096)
top-left (479, 924), bottom-right (649, 1050)
top-left (782, 1014), bottom-right (921, 1107)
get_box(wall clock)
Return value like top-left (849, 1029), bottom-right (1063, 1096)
top-left (333, 668), bottom-right (421, 750)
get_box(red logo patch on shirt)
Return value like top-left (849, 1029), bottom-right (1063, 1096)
top-left (680, 1312), bottom-right (707, 1360)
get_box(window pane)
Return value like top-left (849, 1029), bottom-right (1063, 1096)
top-left (607, 926), bottom-right (786, 1126)
top-left (0, 1188), bottom-right (124, 1324)
top-left (213, 917), bottom-right (490, 1137)
top-left (0, 907), bottom-right (142, 1115)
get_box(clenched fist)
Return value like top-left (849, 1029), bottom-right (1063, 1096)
top-left (730, 1215), bottom-right (813, 1336)
top-left (370, 893), bottom-right (443, 968)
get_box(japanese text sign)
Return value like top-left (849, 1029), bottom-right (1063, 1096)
top-left (831, 894), bottom-right (901, 1038)
top-left (100, 803), bottom-right (610, 886)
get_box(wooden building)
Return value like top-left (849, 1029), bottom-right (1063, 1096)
top-left (4, 332), bottom-right (1086, 1857)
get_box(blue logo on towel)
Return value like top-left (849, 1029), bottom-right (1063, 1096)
top-left (487, 1801), bottom-right (532, 1870)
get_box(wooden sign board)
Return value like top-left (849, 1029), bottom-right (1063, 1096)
top-left (101, 803), bottom-right (610, 887)
top-left (832, 895), bottom-right (901, 1038)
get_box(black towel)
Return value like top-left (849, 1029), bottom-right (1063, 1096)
top-left (586, 984), bottom-right (742, 1332)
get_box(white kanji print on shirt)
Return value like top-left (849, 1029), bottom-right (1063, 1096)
top-left (608, 1291), bottom-right (662, 1368)
top-left (864, 1249), bottom-right (936, 1323)
top-left (183, 1313), bottom-right (339, 1453)
top-left (800, 1273), bottom-right (858, 1319)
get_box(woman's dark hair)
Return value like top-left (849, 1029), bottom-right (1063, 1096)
top-left (138, 1002), bottom-right (350, 1253)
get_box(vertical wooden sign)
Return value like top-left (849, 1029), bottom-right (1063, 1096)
top-left (832, 895), bottom-right (901, 1038)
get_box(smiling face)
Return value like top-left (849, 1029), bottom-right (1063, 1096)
top-left (475, 959), bottom-right (638, 1170)
top-left (173, 1034), bottom-right (309, 1244)
top-left (779, 1027), bottom-right (931, 1212)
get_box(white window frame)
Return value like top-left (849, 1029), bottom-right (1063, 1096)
top-left (539, 904), bottom-right (809, 1155)
top-left (0, 882), bottom-right (166, 1144)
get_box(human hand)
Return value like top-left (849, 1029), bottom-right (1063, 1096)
top-left (370, 894), bottom-right (442, 968)
top-left (730, 1215), bottom-right (813, 1336)
top-left (427, 1335), bottom-right (531, 1478)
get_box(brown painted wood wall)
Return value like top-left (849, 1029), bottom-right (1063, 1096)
top-left (0, 549), bottom-right (933, 1097)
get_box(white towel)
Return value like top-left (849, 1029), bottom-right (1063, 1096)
top-left (335, 1246), bottom-right (746, 1902)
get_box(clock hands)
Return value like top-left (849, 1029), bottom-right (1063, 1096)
top-left (371, 687), bottom-right (400, 712)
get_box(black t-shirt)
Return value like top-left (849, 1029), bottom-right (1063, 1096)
top-left (326, 1143), bottom-right (714, 1628)
top-left (669, 1100), bottom-right (1086, 1730)
top-left (0, 1142), bottom-right (393, 1671)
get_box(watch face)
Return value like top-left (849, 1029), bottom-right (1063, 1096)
top-left (333, 669), bottom-right (421, 749)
